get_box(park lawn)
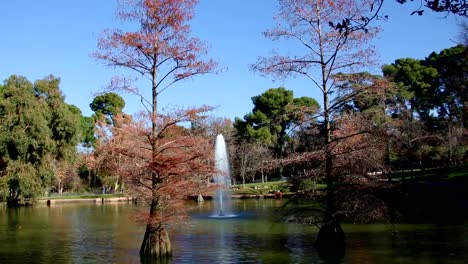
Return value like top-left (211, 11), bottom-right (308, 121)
top-left (232, 180), bottom-right (326, 195)
top-left (389, 164), bottom-right (468, 183)
top-left (39, 193), bottom-right (125, 200)
top-left (238, 181), bottom-right (286, 189)
top-left (232, 180), bottom-right (288, 195)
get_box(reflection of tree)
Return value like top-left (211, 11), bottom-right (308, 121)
top-left (0, 206), bottom-right (74, 263)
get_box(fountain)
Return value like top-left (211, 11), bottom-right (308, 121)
top-left (211, 134), bottom-right (236, 218)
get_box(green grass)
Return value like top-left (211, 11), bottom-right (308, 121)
top-left (389, 164), bottom-right (468, 182)
top-left (39, 193), bottom-right (125, 200)
top-left (232, 180), bottom-right (288, 195)
top-left (237, 181), bottom-right (286, 189)
top-left (231, 180), bottom-right (326, 195)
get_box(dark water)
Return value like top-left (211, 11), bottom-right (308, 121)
top-left (1, 199), bottom-right (467, 263)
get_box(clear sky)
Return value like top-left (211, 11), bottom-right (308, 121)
top-left (0, 0), bottom-right (464, 120)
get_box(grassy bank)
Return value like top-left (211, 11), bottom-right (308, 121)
top-left (231, 181), bottom-right (288, 196)
top-left (231, 180), bottom-right (326, 196)
top-left (388, 164), bottom-right (468, 183)
top-left (39, 192), bottom-right (125, 200)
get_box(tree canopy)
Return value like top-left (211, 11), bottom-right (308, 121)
top-left (383, 45), bottom-right (467, 125)
top-left (383, 45), bottom-right (467, 166)
top-left (93, 0), bottom-right (218, 259)
top-left (90, 92), bottom-right (126, 126)
top-left (234, 87), bottom-right (319, 158)
top-left (0, 75), bottom-right (82, 205)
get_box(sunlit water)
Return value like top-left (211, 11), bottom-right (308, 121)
top-left (1, 199), bottom-right (468, 263)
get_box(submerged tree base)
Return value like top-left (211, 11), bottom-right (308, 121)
top-left (140, 225), bottom-right (172, 261)
top-left (315, 221), bottom-right (346, 259)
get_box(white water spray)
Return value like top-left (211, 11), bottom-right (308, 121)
top-left (212, 134), bottom-right (235, 218)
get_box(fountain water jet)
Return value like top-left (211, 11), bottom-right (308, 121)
top-left (211, 134), bottom-right (236, 218)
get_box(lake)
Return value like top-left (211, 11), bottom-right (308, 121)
top-left (1, 199), bottom-right (467, 263)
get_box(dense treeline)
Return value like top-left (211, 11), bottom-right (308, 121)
top-left (0, 75), bottom-right (83, 205)
top-left (230, 45), bottom-right (467, 184)
top-left (1, 0), bottom-right (465, 261)
top-left (0, 75), bottom-right (124, 205)
top-left (0, 45), bottom-right (465, 208)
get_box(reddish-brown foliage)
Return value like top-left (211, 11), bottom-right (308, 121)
top-left (253, 0), bottom-right (379, 85)
top-left (93, 0), bottom-right (218, 99)
top-left (94, 107), bottom-right (215, 225)
top-left (93, 1), bottom-right (218, 257)
top-left (251, 0), bottom-right (382, 186)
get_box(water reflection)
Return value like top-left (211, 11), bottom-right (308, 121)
top-left (1, 201), bottom-right (468, 263)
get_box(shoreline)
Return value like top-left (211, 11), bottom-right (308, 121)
top-left (37, 196), bottom-right (135, 205)
top-left (0, 192), bottom-right (296, 207)
top-left (191, 193), bottom-right (293, 200)
top-left (36, 193), bottom-right (293, 205)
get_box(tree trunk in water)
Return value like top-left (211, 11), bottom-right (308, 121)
top-left (139, 66), bottom-right (172, 260)
top-left (316, 152), bottom-right (345, 257)
top-left (315, 219), bottom-right (346, 259)
top-left (140, 225), bottom-right (172, 260)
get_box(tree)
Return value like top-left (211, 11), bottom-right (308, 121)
top-left (79, 115), bottom-right (96, 149)
top-left (428, 45), bottom-right (468, 163)
top-left (93, 0), bottom-right (217, 259)
top-left (252, 0), bottom-right (383, 253)
top-left (395, 0), bottom-right (467, 16)
top-left (427, 45), bottom-right (467, 128)
top-left (94, 108), bottom-right (214, 257)
top-left (90, 92), bottom-right (126, 126)
top-left (66, 104), bottom-right (96, 150)
top-left (190, 116), bottom-right (233, 143)
top-left (0, 75), bottom-right (81, 205)
top-left (77, 94), bottom-right (127, 189)
top-left (231, 140), bottom-right (271, 185)
top-left (234, 87), bottom-right (319, 158)
top-left (383, 45), bottom-right (467, 167)
top-left (383, 58), bottom-right (439, 120)
top-left (325, 1), bottom-right (467, 36)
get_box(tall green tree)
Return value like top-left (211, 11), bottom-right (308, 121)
top-left (383, 58), bottom-right (439, 169)
top-left (68, 105), bottom-right (96, 149)
top-left (0, 75), bottom-right (81, 205)
top-left (383, 45), bottom-right (467, 166)
top-left (383, 58), bottom-right (439, 120)
top-left (35, 76), bottom-right (81, 160)
top-left (90, 92), bottom-right (125, 126)
top-left (234, 87), bottom-right (319, 158)
top-left (427, 45), bottom-right (467, 128)
top-left (427, 45), bottom-right (467, 164)
top-left (0, 76), bottom-right (51, 204)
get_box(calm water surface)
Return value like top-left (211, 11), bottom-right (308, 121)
top-left (1, 199), bottom-right (467, 263)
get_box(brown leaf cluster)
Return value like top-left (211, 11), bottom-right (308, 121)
top-left (92, 107), bottom-right (215, 225)
top-left (93, 0), bottom-right (218, 96)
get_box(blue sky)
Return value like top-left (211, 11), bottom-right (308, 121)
top-left (0, 0), bottom-right (463, 120)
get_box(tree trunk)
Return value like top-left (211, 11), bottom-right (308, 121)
top-left (140, 225), bottom-right (172, 260)
top-left (139, 65), bottom-right (173, 260)
top-left (447, 121), bottom-right (452, 166)
top-left (315, 219), bottom-right (346, 258)
top-left (315, 15), bottom-right (346, 257)
top-left (197, 192), bottom-right (204, 202)
top-left (58, 180), bottom-right (63, 195)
